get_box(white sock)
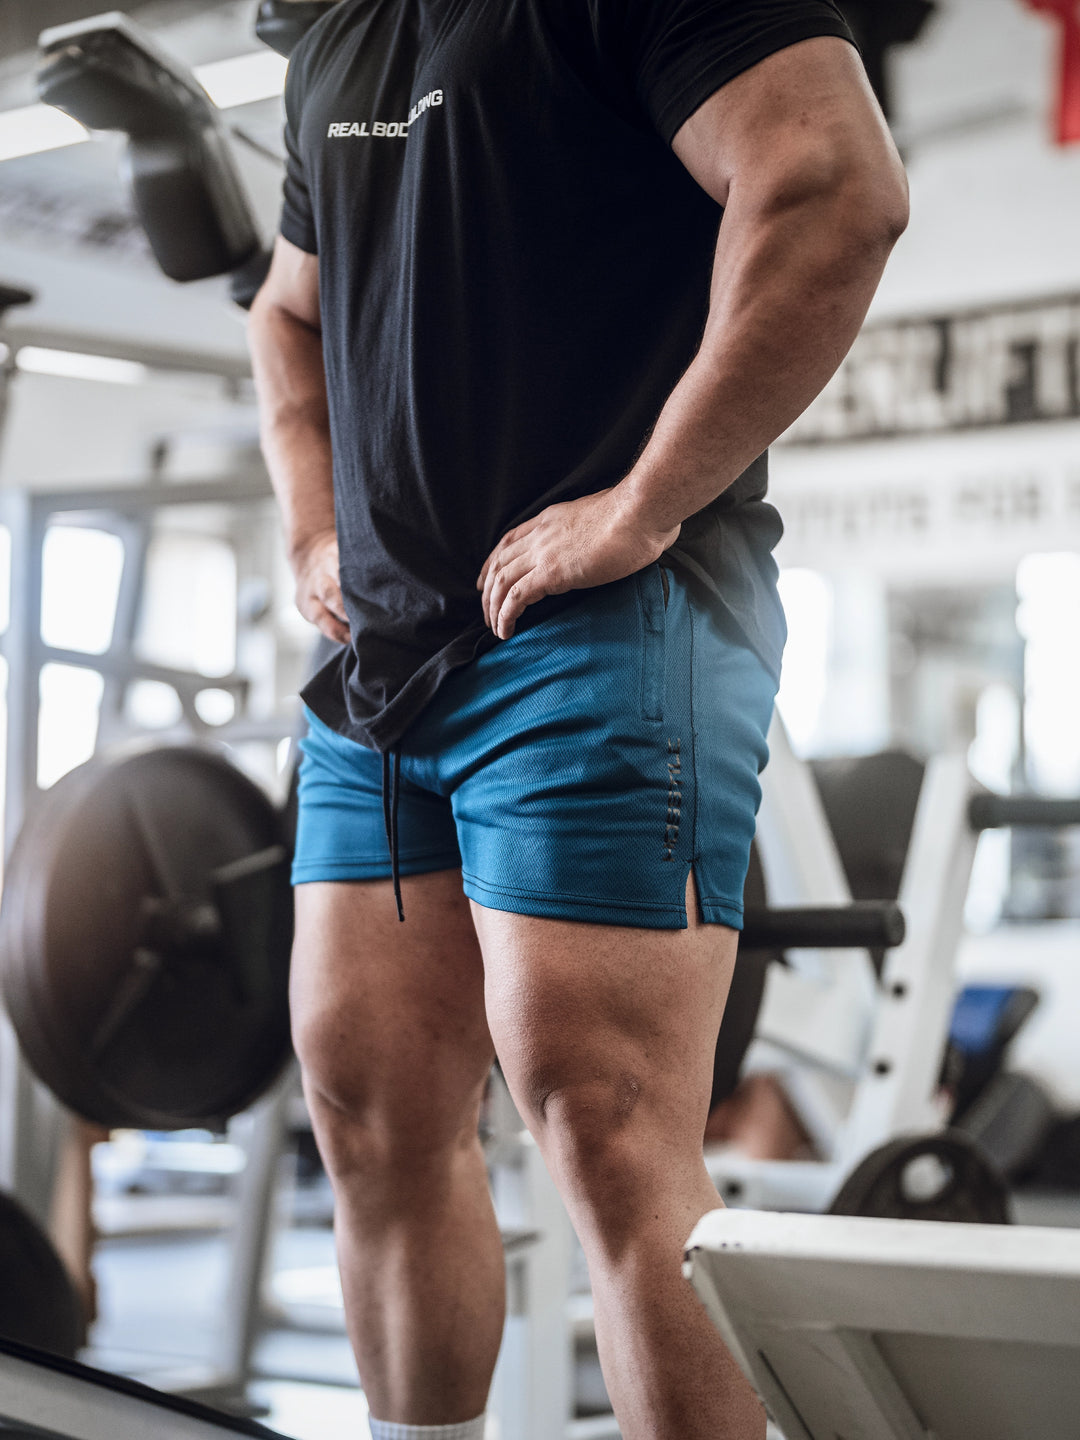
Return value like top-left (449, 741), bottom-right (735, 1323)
top-left (368, 1418), bottom-right (486, 1440)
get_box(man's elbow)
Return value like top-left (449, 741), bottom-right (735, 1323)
top-left (823, 136), bottom-right (910, 258)
top-left (755, 129), bottom-right (909, 258)
top-left (248, 280), bottom-right (322, 343)
top-left (852, 162), bottom-right (910, 252)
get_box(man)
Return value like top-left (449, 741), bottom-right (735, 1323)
top-left (248, 1), bottom-right (907, 1435)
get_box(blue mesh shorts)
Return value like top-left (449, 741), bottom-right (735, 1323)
top-left (292, 564), bottom-right (778, 930)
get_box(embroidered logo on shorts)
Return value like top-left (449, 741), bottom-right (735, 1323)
top-left (662, 738), bottom-right (681, 861)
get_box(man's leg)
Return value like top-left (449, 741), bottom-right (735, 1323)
top-left (291, 869), bottom-right (504, 1424)
top-left (474, 874), bottom-right (767, 1440)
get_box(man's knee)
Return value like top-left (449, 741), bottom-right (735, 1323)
top-left (515, 1059), bottom-right (660, 1213)
top-left (293, 1000), bottom-right (489, 1184)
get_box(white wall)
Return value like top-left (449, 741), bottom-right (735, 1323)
top-left (878, 0), bottom-right (1080, 315)
top-left (773, 0), bottom-right (1080, 581)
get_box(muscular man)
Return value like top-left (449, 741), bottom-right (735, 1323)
top-left (248, 3), bottom-right (907, 1436)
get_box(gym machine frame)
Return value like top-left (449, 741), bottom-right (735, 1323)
top-left (708, 719), bottom-right (1080, 1213)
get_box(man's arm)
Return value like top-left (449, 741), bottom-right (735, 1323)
top-left (480, 35), bottom-right (908, 639)
top-left (248, 234), bottom-right (349, 644)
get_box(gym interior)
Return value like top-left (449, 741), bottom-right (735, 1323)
top-left (0, 1), bottom-right (1079, 1437)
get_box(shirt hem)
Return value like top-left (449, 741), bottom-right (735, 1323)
top-left (278, 217), bottom-right (318, 255)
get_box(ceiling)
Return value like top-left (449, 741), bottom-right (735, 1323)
top-left (0, 0), bottom-right (286, 370)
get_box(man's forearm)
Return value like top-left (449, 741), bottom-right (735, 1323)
top-left (617, 176), bottom-right (906, 536)
top-left (249, 295), bottom-right (335, 560)
top-left (476, 180), bottom-right (906, 639)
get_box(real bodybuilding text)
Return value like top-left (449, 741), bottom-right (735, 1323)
top-left (328, 88), bottom-right (443, 138)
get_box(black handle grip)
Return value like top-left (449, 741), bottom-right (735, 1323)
top-left (741, 902), bottom-right (906, 952)
top-left (968, 794), bottom-right (1080, 832)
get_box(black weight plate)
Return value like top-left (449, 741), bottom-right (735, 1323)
top-left (0, 1192), bottom-right (83, 1357)
top-left (1, 772), bottom-right (113, 1124)
top-left (0, 748), bottom-right (293, 1130)
top-left (7, 749), bottom-right (292, 1128)
top-left (829, 1129), bottom-right (1011, 1224)
top-left (0, 762), bottom-right (176, 1128)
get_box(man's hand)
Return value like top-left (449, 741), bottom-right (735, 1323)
top-left (478, 488), bottom-right (680, 640)
top-left (293, 527), bottom-right (350, 644)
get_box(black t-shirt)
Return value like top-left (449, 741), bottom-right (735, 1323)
top-left (280, 0), bottom-right (854, 751)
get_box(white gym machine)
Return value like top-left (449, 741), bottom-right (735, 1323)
top-left (686, 1207), bottom-right (1080, 1440)
top-left (707, 715), bottom-right (1028, 1213)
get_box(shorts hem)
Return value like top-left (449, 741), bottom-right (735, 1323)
top-left (698, 898), bottom-right (745, 931)
top-left (291, 851), bottom-right (461, 885)
top-left (463, 871), bottom-right (690, 930)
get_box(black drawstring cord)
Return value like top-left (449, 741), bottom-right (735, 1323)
top-left (381, 748), bottom-right (405, 922)
top-left (390, 749), bottom-right (403, 922)
top-left (380, 748), bottom-right (392, 850)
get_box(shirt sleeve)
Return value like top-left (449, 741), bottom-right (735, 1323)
top-left (620, 0), bottom-right (857, 146)
top-left (279, 50), bottom-right (318, 255)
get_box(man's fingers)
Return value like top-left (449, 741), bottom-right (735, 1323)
top-left (320, 580), bottom-right (348, 625)
top-left (477, 543), bottom-right (501, 590)
top-left (478, 530), bottom-right (515, 591)
top-left (477, 515), bottom-right (544, 590)
top-left (314, 603), bottom-right (350, 644)
top-left (298, 585), bottom-right (350, 644)
top-left (485, 552), bottom-right (534, 630)
top-left (480, 550), bottom-right (503, 619)
top-left (314, 565), bottom-right (348, 622)
top-left (482, 540), bottom-right (530, 623)
top-left (496, 568), bottom-right (548, 640)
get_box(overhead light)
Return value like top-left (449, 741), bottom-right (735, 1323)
top-left (0, 49), bottom-right (287, 165)
top-left (16, 347), bottom-right (148, 385)
top-left (0, 103), bottom-right (88, 164)
top-left (195, 50), bottom-right (288, 110)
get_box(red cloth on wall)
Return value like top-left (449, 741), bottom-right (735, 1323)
top-left (1024, 0), bottom-right (1080, 144)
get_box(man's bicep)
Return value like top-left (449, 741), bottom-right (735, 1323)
top-left (670, 35), bottom-right (897, 210)
top-left (258, 235), bottom-right (321, 331)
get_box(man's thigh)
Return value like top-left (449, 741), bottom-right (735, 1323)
top-left (473, 873), bottom-right (739, 1163)
top-left (291, 872), bottom-right (493, 1131)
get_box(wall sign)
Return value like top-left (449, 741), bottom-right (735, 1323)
top-left (770, 431), bottom-right (1080, 579)
top-left (786, 294), bottom-right (1080, 445)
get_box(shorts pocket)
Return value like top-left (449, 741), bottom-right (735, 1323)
top-left (637, 563), bottom-right (666, 723)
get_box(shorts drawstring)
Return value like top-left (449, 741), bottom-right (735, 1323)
top-left (380, 748), bottom-right (404, 922)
